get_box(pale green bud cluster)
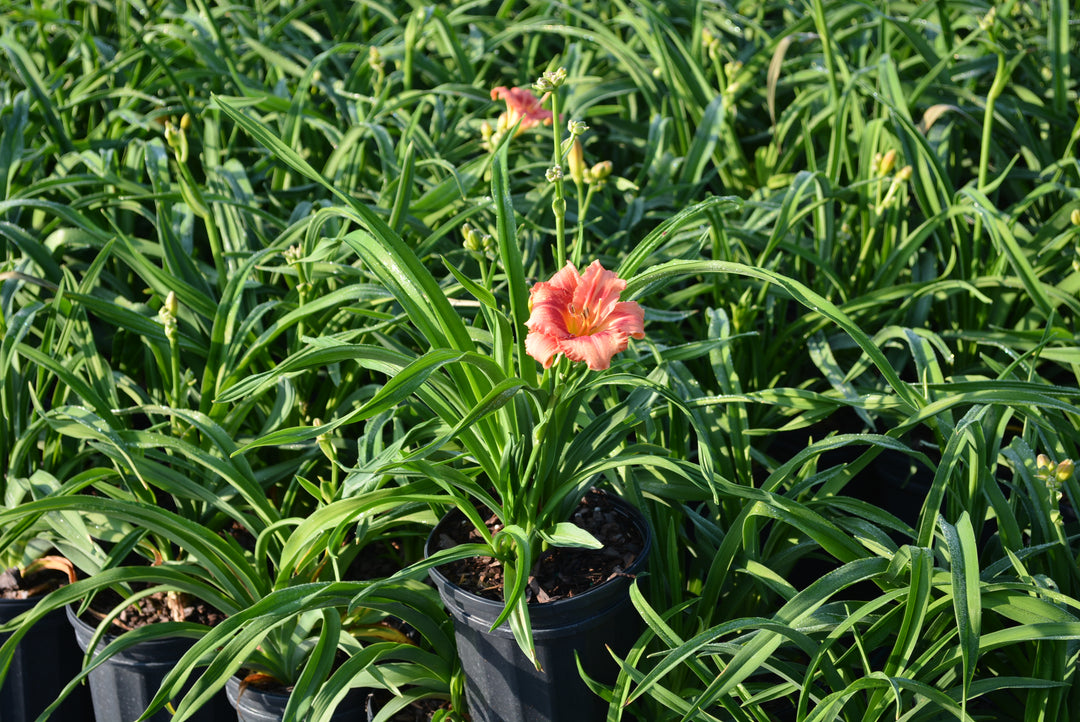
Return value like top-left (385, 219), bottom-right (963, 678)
top-left (533, 67), bottom-right (567, 93)
top-left (159, 291), bottom-right (179, 342)
top-left (1036, 454), bottom-right (1075, 487)
top-left (164, 114), bottom-right (191, 164)
top-left (462, 224), bottom-right (494, 255)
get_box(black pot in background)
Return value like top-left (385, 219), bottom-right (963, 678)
top-left (0, 596), bottom-right (92, 722)
top-left (225, 675), bottom-right (367, 722)
top-left (426, 492), bottom-right (652, 722)
top-left (66, 605), bottom-right (232, 722)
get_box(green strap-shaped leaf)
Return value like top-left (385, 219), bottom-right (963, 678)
top-left (234, 348), bottom-right (472, 454)
top-left (937, 511), bottom-right (982, 715)
top-left (623, 259), bottom-right (919, 410)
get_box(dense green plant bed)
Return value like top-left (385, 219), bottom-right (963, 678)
top-left (1, 0), bottom-right (1079, 720)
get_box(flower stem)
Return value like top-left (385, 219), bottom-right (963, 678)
top-left (549, 91), bottom-right (567, 269)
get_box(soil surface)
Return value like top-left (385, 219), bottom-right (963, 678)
top-left (76, 586), bottom-right (226, 631)
top-left (431, 490), bottom-right (646, 603)
top-left (0, 567), bottom-right (69, 600)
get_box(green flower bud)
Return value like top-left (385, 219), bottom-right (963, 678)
top-left (1056, 459), bottom-right (1075, 483)
top-left (462, 224), bottom-right (483, 253)
top-left (164, 119), bottom-right (189, 164)
top-left (159, 291), bottom-right (178, 342)
top-left (533, 67), bottom-right (567, 93)
top-left (878, 149), bottom-right (897, 177)
top-left (588, 160), bottom-right (613, 184)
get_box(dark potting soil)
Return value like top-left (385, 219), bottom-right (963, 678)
top-left (76, 587), bottom-right (226, 631)
top-left (0, 567), bottom-right (68, 600)
top-left (431, 491), bottom-right (646, 604)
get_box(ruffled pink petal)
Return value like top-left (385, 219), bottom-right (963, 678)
top-left (523, 259), bottom-right (644, 371)
top-left (525, 330), bottom-right (563, 368)
top-left (571, 260), bottom-right (624, 325)
top-left (559, 329), bottom-right (630, 371)
top-left (600, 301), bottom-right (646, 339)
top-left (543, 261), bottom-right (581, 296)
top-left (525, 295), bottom-right (572, 337)
top-left (490, 87), bottom-right (552, 130)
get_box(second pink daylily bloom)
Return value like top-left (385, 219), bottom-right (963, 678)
top-left (491, 86), bottom-right (554, 134)
top-left (525, 261), bottom-right (645, 371)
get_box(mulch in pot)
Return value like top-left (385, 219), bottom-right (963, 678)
top-left (430, 490), bottom-right (646, 604)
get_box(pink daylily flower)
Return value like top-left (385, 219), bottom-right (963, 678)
top-left (491, 86), bottom-right (553, 134)
top-left (525, 261), bottom-right (645, 371)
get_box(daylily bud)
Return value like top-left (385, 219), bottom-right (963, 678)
top-left (878, 149), bottom-right (897, 176)
top-left (462, 224), bottom-right (483, 253)
top-left (164, 119), bottom-right (189, 164)
top-left (179, 113), bottom-right (191, 131)
top-left (1036, 454), bottom-right (1074, 487)
top-left (1070, 209), bottom-right (1080, 226)
top-left (724, 61), bottom-right (743, 84)
top-left (567, 119), bottom-right (588, 137)
top-left (588, 160), bottom-right (612, 184)
top-left (546, 165), bottom-right (563, 183)
top-left (897, 165), bottom-right (913, 181)
top-left (568, 139), bottom-right (586, 186)
top-left (159, 291), bottom-right (178, 342)
top-left (533, 67), bottom-right (567, 93)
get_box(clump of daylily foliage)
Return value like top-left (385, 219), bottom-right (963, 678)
top-left (0, 1), bottom-right (1078, 721)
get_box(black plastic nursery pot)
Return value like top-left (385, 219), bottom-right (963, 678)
top-left (225, 675), bottom-right (368, 722)
top-left (66, 605), bottom-right (233, 722)
top-left (0, 596), bottom-right (92, 722)
top-left (425, 493), bottom-right (652, 722)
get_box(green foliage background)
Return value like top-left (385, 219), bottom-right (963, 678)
top-left (1, 0), bottom-right (1079, 720)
